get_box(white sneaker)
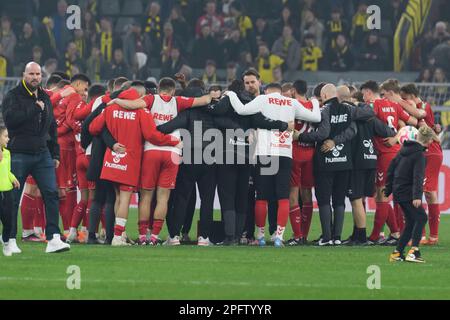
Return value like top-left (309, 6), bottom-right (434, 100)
top-left (45, 234), bottom-right (70, 253)
top-left (8, 239), bottom-right (22, 253)
top-left (198, 236), bottom-right (213, 246)
top-left (163, 235), bottom-right (181, 246)
top-left (270, 232), bottom-right (276, 242)
top-left (67, 230), bottom-right (78, 243)
top-left (111, 235), bottom-right (131, 247)
top-left (2, 243), bottom-right (12, 257)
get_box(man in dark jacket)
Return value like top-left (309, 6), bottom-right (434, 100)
top-left (386, 126), bottom-right (434, 263)
top-left (0, 62), bottom-right (69, 253)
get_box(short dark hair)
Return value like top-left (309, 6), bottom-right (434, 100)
top-left (208, 84), bottom-right (222, 92)
top-left (313, 82), bottom-right (327, 98)
top-left (107, 79), bottom-right (115, 92)
top-left (265, 83), bottom-right (282, 91)
top-left (88, 84), bottom-right (106, 101)
top-left (380, 79), bottom-right (400, 93)
top-left (360, 80), bottom-right (379, 93)
top-left (144, 80), bottom-right (158, 94)
top-left (400, 83), bottom-right (419, 97)
top-left (228, 80), bottom-right (245, 94)
top-left (113, 77), bottom-right (129, 90)
top-left (46, 74), bottom-right (62, 89)
top-left (187, 78), bottom-right (205, 91)
top-left (71, 73), bottom-right (91, 86)
top-left (51, 71), bottom-right (70, 80)
top-left (159, 77), bottom-right (177, 92)
top-left (352, 91), bottom-right (364, 103)
top-left (293, 79), bottom-right (308, 95)
top-left (56, 79), bottom-right (70, 89)
top-left (242, 68), bottom-right (260, 80)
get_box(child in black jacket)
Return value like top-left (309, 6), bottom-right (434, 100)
top-left (385, 126), bottom-right (435, 263)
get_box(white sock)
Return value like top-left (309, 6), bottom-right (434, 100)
top-left (276, 225), bottom-right (285, 240)
top-left (116, 218), bottom-right (127, 227)
top-left (257, 227), bottom-right (265, 239)
top-left (34, 227), bottom-right (43, 235)
top-left (22, 229), bottom-right (34, 237)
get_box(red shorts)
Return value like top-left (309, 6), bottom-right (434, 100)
top-left (56, 149), bottom-right (77, 189)
top-left (424, 153), bottom-right (443, 192)
top-left (26, 176), bottom-right (37, 185)
top-left (76, 154), bottom-right (96, 190)
top-left (290, 158), bottom-right (314, 188)
top-left (141, 150), bottom-right (180, 190)
top-left (119, 184), bottom-right (137, 193)
top-left (376, 152), bottom-right (397, 187)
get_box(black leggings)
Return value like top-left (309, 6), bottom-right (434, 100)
top-left (0, 191), bottom-right (13, 243)
top-left (217, 164), bottom-right (251, 239)
top-left (88, 179), bottom-right (115, 243)
top-left (397, 201), bottom-right (428, 252)
top-left (181, 187), bottom-right (196, 235)
top-left (167, 164), bottom-right (216, 239)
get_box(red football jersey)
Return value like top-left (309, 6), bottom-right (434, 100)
top-left (372, 98), bottom-right (410, 154)
top-left (416, 101), bottom-right (442, 156)
top-left (65, 95), bottom-right (90, 155)
top-left (89, 89), bottom-right (180, 187)
top-left (293, 99), bottom-right (315, 162)
top-left (54, 90), bottom-right (81, 150)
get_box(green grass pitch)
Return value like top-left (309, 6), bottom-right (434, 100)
top-left (1, 210), bottom-right (449, 300)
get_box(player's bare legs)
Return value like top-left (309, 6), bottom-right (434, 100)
top-left (149, 187), bottom-right (171, 245)
top-left (112, 189), bottom-right (133, 246)
top-left (137, 189), bottom-right (154, 244)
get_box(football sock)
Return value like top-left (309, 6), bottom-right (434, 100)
top-left (34, 196), bottom-right (46, 231)
top-left (114, 218), bottom-right (127, 237)
top-left (369, 202), bottom-right (389, 241)
top-left (82, 199), bottom-right (91, 228)
top-left (138, 220), bottom-right (149, 237)
top-left (59, 195), bottom-right (68, 231)
top-left (70, 200), bottom-right (87, 229)
top-left (255, 200), bottom-right (267, 239)
top-left (428, 203), bottom-right (440, 239)
top-left (289, 205), bottom-right (301, 239)
top-left (21, 194), bottom-right (36, 232)
top-left (151, 219), bottom-right (164, 237)
top-left (301, 203), bottom-right (313, 239)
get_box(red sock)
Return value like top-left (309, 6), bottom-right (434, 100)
top-left (21, 194), bottom-right (36, 230)
top-left (300, 203), bottom-right (313, 239)
top-left (386, 204), bottom-right (399, 234)
top-left (289, 205), bottom-right (302, 239)
top-left (277, 199), bottom-right (289, 228)
top-left (255, 200), bottom-right (267, 228)
top-left (428, 203), bottom-right (440, 238)
top-left (149, 198), bottom-right (157, 228)
top-left (65, 189), bottom-right (77, 227)
top-left (369, 202), bottom-right (390, 241)
top-left (138, 220), bottom-right (149, 236)
top-left (151, 219), bottom-right (164, 236)
top-left (114, 224), bottom-right (125, 237)
top-left (394, 203), bottom-right (404, 233)
top-left (59, 195), bottom-right (68, 230)
top-left (70, 200), bottom-right (87, 229)
top-left (82, 200), bottom-right (91, 228)
top-left (34, 196), bottom-right (46, 231)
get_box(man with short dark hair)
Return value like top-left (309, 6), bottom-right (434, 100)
top-left (1, 62), bottom-right (70, 253)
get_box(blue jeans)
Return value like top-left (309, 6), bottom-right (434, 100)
top-left (10, 150), bottom-right (60, 240)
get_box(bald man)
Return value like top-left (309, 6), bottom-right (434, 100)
top-left (1, 62), bottom-right (70, 253)
top-left (294, 84), bottom-right (356, 246)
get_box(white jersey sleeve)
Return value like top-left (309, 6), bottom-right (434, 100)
top-left (227, 92), bottom-right (264, 115)
top-left (293, 98), bottom-right (321, 123)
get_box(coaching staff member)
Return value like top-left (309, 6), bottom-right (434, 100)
top-left (1, 62), bottom-right (70, 253)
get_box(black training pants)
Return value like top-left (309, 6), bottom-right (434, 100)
top-left (167, 163), bottom-right (216, 239)
top-left (88, 179), bottom-right (115, 243)
top-left (0, 191), bottom-right (14, 243)
top-left (397, 201), bottom-right (428, 252)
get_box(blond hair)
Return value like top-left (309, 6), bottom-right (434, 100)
top-left (417, 126), bottom-right (435, 144)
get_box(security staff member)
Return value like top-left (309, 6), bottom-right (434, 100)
top-left (1, 62), bottom-right (69, 253)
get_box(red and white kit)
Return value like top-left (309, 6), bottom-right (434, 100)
top-left (140, 94), bottom-right (194, 190)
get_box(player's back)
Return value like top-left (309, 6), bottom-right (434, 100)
top-left (373, 98), bottom-right (404, 154)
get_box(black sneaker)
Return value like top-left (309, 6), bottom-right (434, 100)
top-left (87, 237), bottom-right (102, 245)
top-left (222, 237), bottom-right (238, 246)
top-left (381, 236), bottom-right (399, 246)
top-left (342, 236), bottom-right (354, 245)
top-left (287, 238), bottom-right (302, 246)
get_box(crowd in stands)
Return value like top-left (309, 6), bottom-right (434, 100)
top-left (0, 0), bottom-right (413, 83)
